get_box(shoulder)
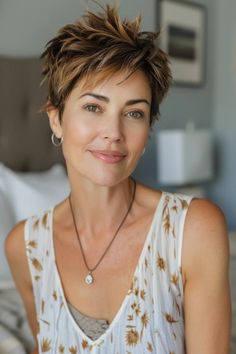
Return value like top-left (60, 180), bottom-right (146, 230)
top-left (185, 198), bottom-right (227, 244)
top-left (182, 198), bottom-right (229, 280)
top-left (135, 182), bottom-right (162, 210)
top-left (5, 219), bottom-right (32, 286)
top-left (5, 210), bottom-right (50, 266)
top-left (5, 220), bottom-right (27, 263)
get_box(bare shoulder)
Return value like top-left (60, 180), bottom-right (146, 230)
top-left (136, 182), bottom-right (163, 210)
top-left (5, 220), bottom-right (39, 343)
top-left (185, 198), bottom-right (228, 243)
top-left (183, 198), bottom-right (229, 278)
top-left (5, 220), bottom-right (31, 284)
top-left (5, 220), bottom-right (26, 263)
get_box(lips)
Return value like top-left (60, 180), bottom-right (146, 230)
top-left (89, 150), bottom-right (126, 163)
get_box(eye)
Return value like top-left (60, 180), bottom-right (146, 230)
top-left (83, 104), bottom-right (102, 113)
top-left (126, 110), bottom-right (144, 119)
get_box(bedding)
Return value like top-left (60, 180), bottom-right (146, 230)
top-left (0, 163), bottom-right (70, 353)
top-left (0, 289), bottom-right (34, 354)
top-left (0, 163), bottom-right (70, 289)
top-left (0, 55), bottom-right (68, 354)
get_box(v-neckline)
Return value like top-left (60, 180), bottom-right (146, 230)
top-left (49, 191), bottom-right (165, 345)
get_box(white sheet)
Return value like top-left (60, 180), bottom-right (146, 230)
top-left (0, 289), bottom-right (34, 354)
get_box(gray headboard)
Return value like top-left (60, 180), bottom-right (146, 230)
top-left (0, 56), bottom-right (64, 171)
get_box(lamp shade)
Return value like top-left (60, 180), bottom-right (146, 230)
top-left (157, 128), bottom-right (214, 186)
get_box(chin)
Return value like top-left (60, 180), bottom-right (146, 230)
top-left (87, 172), bottom-right (131, 188)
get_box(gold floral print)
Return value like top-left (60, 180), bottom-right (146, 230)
top-left (171, 205), bottom-right (178, 213)
top-left (42, 213), bottom-right (49, 229)
top-left (26, 240), bottom-right (38, 251)
top-left (41, 338), bottom-right (51, 352)
top-left (81, 340), bottom-right (88, 349)
top-left (58, 344), bottom-right (65, 353)
top-left (131, 302), bottom-right (141, 316)
top-left (32, 219), bottom-right (39, 230)
top-left (31, 257), bottom-right (43, 271)
top-left (27, 193), bottom-right (189, 353)
top-left (29, 240), bottom-right (37, 248)
top-left (170, 273), bottom-right (179, 286)
top-left (147, 342), bottom-right (153, 352)
top-left (41, 300), bottom-right (45, 314)
top-left (178, 198), bottom-right (189, 209)
top-left (140, 289), bottom-right (146, 300)
top-left (163, 210), bottom-right (171, 234)
top-left (69, 346), bottom-right (77, 354)
top-left (165, 313), bottom-right (178, 324)
top-left (52, 290), bottom-right (57, 301)
top-left (157, 254), bottom-right (166, 271)
top-left (140, 311), bottom-right (149, 339)
top-left (126, 328), bottom-right (139, 346)
top-left (141, 311), bottom-right (149, 328)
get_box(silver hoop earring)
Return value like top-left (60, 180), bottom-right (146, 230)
top-left (142, 147), bottom-right (146, 156)
top-left (51, 133), bottom-right (63, 147)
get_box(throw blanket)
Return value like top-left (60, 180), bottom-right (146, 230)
top-left (0, 288), bottom-right (34, 354)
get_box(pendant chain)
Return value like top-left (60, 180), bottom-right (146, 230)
top-left (69, 179), bottom-right (136, 283)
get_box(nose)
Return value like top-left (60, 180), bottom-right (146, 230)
top-left (102, 115), bottom-right (124, 142)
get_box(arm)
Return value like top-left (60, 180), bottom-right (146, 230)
top-left (182, 199), bottom-right (231, 354)
top-left (5, 221), bottom-right (39, 353)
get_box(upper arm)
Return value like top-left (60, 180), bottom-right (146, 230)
top-left (5, 221), bottom-right (39, 344)
top-left (182, 199), bottom-right (231, 354)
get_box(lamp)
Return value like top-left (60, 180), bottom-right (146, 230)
top-left (156, 124), bottom-right (214, 194)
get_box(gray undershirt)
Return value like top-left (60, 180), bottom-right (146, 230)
top-left (68, 302), bottom-right (109, 341)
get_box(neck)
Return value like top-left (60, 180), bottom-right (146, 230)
top-left (67, 174), bottom-right (135, 237)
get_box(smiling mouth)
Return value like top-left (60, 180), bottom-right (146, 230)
top-left (89, 150), bottom-right (126, 163)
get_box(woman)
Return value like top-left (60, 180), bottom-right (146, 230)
top-left (5, 4), bottom-right (231, 353)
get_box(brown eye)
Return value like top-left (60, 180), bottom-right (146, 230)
top-left (126, 110), bottom-right (144, 119)
top-left (84, 104), bottom-right (102, 113)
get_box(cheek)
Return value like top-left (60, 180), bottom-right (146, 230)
top-left (129, 126), bottom-right (149, 151)
top-left (63, 118), bottom-right (95, 146)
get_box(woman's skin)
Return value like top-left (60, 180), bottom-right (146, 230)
top-left (5, 69), bottom-right (231, 354)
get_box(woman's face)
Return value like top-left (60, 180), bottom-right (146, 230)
top-left (49, 69), bottom-right (151, 187)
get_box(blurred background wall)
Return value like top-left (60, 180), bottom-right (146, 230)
top-left (0, 0), bottom-right (235, 229)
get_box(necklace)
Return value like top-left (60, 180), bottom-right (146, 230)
top-left (69, 179), bottom-right (136, 285)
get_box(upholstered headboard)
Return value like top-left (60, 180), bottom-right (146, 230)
top-left (0, 56), bottom-right (64, 171)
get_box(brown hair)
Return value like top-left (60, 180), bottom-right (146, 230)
top-left (41, 3), bottom-right (172, 125)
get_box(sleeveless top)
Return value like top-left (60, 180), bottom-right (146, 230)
top-left (24, 192), bottom-right (193, 354)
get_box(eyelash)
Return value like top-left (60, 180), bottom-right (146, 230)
top-left (83, 104), bottom-right (103, 113)
top-left (83, 104), bottom-right (145, 119)
top-left (125, 110), bottom-right (144, 119)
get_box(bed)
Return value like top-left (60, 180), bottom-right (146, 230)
top-left (0, 55), bottom-right (235, 354)
top-left (0, 56), bottom-right (69, 354)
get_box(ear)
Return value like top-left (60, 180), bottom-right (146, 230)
top-left (47, 107), bottom-right (63, 138)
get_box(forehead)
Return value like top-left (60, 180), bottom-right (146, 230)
top-left (74, 69), bottom-right (151, 98)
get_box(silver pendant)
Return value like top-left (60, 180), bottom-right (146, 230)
top-left (85, 273), bottom-right (94, 285)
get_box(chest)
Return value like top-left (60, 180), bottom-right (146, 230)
top-left (53, 216), bottom-right (152, 323)
top-left (36, 218), bottom-right (185, 353)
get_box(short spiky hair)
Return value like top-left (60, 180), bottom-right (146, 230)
top-left (41, 3), bottom-right (172, 125)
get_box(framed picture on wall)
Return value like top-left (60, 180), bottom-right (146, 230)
top-left (160, 0), bottom-right (207, 86)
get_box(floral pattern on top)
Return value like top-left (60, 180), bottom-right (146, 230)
top-left (24, 192), bottom-right (192, 353)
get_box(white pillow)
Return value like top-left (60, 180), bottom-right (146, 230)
top-left (0, 163), bottom-right (70, 289)
top-left (0, 190), bottom-right (16, 289)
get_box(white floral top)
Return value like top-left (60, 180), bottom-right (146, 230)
top-left (25, 192), bottom-right (192, 353)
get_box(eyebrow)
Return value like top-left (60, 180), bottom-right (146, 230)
top-left (79, 93), bottom-right (150, 106)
